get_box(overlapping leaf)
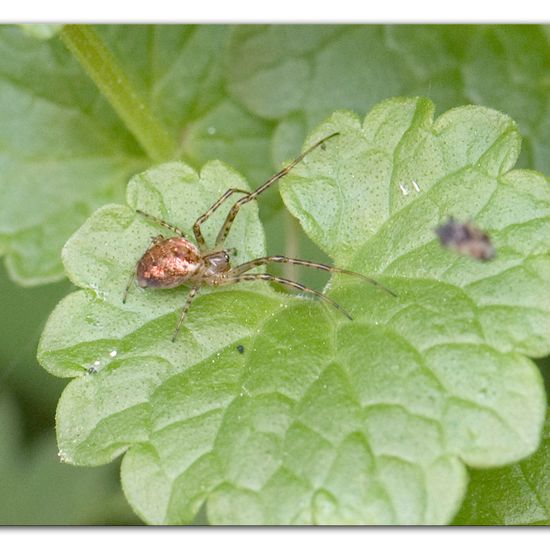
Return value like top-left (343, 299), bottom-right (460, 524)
top-left (39, 98), bottom-right (548, 524)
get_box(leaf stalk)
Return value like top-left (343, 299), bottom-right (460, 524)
top-left (60, 24), bottom-right (176, 163)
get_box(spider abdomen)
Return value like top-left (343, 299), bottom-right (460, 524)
top-left (137, 237), bottom-right (202, 288)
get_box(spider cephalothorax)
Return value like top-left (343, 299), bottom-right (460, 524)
top-left (124, 133), bottom-right (395, 341)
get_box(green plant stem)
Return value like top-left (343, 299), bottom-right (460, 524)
top-left (60, 25), bottom-right (176, 163)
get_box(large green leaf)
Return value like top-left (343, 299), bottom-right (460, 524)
top-left (38, 98), bottom-right (548, 524)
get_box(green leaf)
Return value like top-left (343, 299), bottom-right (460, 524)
top-left (460, 26), bottom-right (550, 174)
top-left (282, 99), bottom-right (550, 357)
top-left (453, 408), bottom-right (550, 525)
top-left (0, 25), bottom-right (145, 284)
top-left (226, 26), bottom-right (407, 122)
top-left (39, 98), bottom-right (548, 524)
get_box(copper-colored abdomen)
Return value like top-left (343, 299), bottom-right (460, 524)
top-left (137, 237), bottom-right (202, 288)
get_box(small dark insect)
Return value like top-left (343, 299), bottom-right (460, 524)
top-left (123, 132), bottom-right (396, 342)
top-left (236, 344), bottom-right (245, 354)
top-left (435, 217), bottom-right (496, 261)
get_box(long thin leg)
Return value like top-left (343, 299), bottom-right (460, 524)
top-left (217, 273), bottom-right (353, 320)
top-left (193, 188), bottom-right (251, 250)
top-left (215, 132), bottom-right (340, 248)
top-left (172, 286), bottom-right (200, 342)
top-left (226, 256), bottom-right (396, 297)
top-left (122, 270), bottom-right (136, 303)
top-left (136, 209), bottom-right (187, 237)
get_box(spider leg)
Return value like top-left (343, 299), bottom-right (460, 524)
top-left (193, 188), bottom-right (251, 250)
top-left (172, 286), bottom-right (200, 342)
top-left (135, 209), bottom-right (187, 238)
top-left (122, 270), bottom-right (136, 304)
top-left (226, 256), bottom-right (396, 297)
top-left (217, 273), bottom-right (353, 320)
top-left (214, 132), bottom-right (340, 248)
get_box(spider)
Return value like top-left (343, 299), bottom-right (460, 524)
top-left (123, 132), bottom-right (396, 342)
